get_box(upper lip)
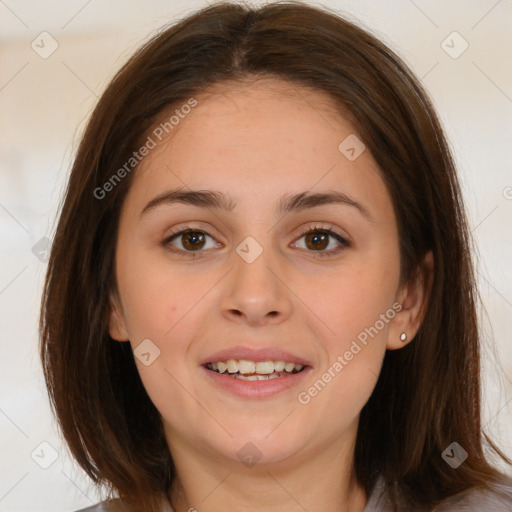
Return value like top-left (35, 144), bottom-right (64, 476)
top-left (200, 345), bottom-right (312, 367)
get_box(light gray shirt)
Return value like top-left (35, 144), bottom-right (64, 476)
top-left (75, 474), bottom-right (512, 511)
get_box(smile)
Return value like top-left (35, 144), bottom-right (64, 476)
top-left (205, 359), bottom-right (305, 380)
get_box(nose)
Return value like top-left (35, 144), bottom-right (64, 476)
top-left (220, 244), bottom-right (292, 326)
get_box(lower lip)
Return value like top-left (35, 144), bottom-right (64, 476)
top-left (201, 365), bottom-right (312, 399)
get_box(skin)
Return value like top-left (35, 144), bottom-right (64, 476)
top-left (109, 77), bottom-right (433, 512)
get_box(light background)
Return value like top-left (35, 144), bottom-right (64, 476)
top-left (0, 0), bottom-right (511, 510)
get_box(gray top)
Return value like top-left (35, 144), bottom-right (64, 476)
top-left (76, 474), bottom-right (512, 511)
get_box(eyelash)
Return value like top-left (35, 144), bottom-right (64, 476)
top-left (161, 224), bottom-right (351, 259)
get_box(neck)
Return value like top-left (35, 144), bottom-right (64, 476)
top-left (165, 424), bottom-right (368, 512)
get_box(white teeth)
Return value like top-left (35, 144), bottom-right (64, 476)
top-left (274, 360), bottom-right (285, 371)
top-left (255, 361), bottom-right (274, 374)
top-left (226, 359), bottom-right (239, 373)
top-left (284, 362), bottom-right (295, 372)
top-left (234, 374), bottom-right (259, 381)
top-left (234, 372), bottom-right (285, 381)
top-left (238, 359), bottom-right (256, 374)
top-left (206, 358), bottom-right (306, 378)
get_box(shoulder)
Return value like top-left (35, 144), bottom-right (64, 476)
top-left (74, 497), bottom-right (174, 512)
top-left (363, 474), bottom-right (512, 512)
top-left (433, 476), bottom-right (512, 511)
top-left (74, 499), bottom-right (139, 511)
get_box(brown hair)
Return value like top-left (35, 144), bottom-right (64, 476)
top-left (39, 1), bottom-right (512, 510)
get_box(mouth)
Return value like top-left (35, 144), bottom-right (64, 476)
top-left (200, 346), bottom-right (313, 398)
top-left (204, 359), bottom-right (306, 381)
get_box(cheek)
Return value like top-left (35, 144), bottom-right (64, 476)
top-left (305, 257), bottom-right (399, 342)
top-left (298, 253), bottom-right (398, 404)
top-left (297, 293), bottom-right (390, 429)
top-left (116, 245), bottom-right (204, 339)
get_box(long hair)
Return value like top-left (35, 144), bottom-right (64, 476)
top-left (39, 1), bottom-right (511, 510)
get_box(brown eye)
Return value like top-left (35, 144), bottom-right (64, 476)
top-left (304, 231), bottom-right (329, 251)
top-left (293, 226), bottom-right (351, 258)
top-left (163, 229), bottom-right (218, 253)
top-left (180, 231), bottom-right (206, 250)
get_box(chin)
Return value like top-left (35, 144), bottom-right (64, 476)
top-left (210, 421), bottom-right (310, 467)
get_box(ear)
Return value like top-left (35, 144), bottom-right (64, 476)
top-left (387, 250), bottom-right (434, 350)
top-left (108, 291), bottom-right (130, 342)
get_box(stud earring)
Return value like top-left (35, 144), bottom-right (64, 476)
top-left (400, 332), bottom-right (407, 342)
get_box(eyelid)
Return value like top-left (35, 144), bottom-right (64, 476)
top-left (161, 222), bottom-right (351, 257)
top-left (162, 221), bottom-right (222, 242)
top-left (296, 223), bottom-right (351, 244)
top-left (292, 223), bottom-right (351, 258)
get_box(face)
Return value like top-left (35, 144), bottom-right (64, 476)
top-left (109, 78), bottom-right (425, 470)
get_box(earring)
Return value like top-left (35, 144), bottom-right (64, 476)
top-left (400, 332), bottom-right (407, 342)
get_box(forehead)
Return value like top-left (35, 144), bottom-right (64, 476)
top-left (126, 77), bottom-right (391, 221)
top-left (136, 77), bottom-right (356, 174)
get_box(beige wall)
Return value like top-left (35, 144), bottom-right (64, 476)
top-left (1, 1), bottom-right (511, 510)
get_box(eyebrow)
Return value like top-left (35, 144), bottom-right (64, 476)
top-left (139, 188), bottom-right (374, 221)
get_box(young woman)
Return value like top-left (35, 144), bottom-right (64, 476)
top-left (39, 1), bottom-right (512, 511)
